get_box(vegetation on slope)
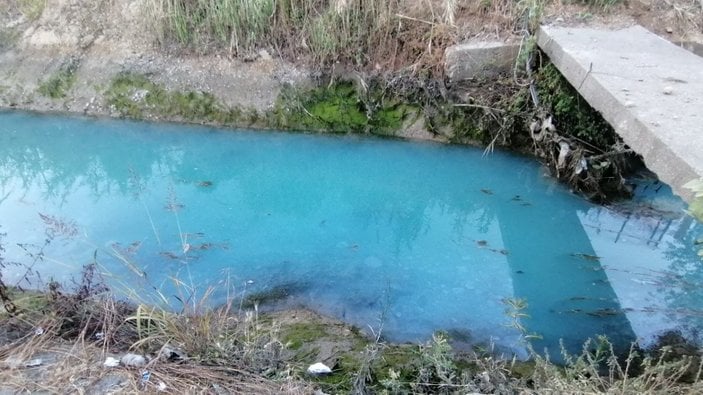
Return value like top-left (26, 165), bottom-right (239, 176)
top-left (0, 264), bottom-right (702, 393)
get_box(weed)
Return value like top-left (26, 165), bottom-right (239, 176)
top-left (282, 322), bottom-right (328, 350)
top-left (579, 0), bottom-right (621, 11)
top-left (105, 72), bottom-right (237, 123)
top-left (241, 283), bottom-right (307, 309)
top-left (0, 28), bottom-right (20, 51)
top-left (19, 0), bottom-right (46, 20)
top-left (37, 59), bottom-right (80, 99)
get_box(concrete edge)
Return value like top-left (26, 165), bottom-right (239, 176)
top-left (536, 25), bottom-right (698, 203)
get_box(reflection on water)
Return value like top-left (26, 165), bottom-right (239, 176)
top-left (0, 110), bottom-right (701, 357)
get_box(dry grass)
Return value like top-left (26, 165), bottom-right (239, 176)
top-left (2, 279), bottom-right (703, 394)
top-left (143, 0), bottom-right (537, 72)
top-left (0, 287), bottom-right (309, 394)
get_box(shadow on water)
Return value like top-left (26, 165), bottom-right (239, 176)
top-left (496, 185), bottom-right (636, 357)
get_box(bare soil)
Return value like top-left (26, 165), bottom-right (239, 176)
top-left (0, 1), bottom-right (700, 119)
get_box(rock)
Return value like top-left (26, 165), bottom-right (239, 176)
top-left (24, 358), bottom-right (43, 367)
top-left (88, 373), bottom-right (130, 393)
top-left (444, 42), bottom-right (520, 82)
top-left (306, 362), bottom-right (332, 375)
top-left (258, 49), bottom-right (273, 61)
top-left (120, 353), bottom-right (147, 367)
top-left (103, 356), bottom-right (120, 367)
top-left (159, 346), bottom-right (187, 362)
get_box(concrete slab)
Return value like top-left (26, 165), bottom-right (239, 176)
top-left (537, 25), bottom-right (703, 203)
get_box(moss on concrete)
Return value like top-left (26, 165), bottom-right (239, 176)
top-left (271, 81), bottom-right (419, 135)
top-left (282, 322), bottom-right (330, 350)
top-left (105, 72), bottom-right (242, 124)
top-left (102, 72), bottom-right (519, 147)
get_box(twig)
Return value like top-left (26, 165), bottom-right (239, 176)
top-left (587, 149), bottom-right (634, 161)
top-left (395, 13), bottom-right (436, 26)
top-left (453, 103), bottom-right (505, 112)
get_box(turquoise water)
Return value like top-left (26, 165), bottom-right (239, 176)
top-left (1, 110), bottom-right (702, 357)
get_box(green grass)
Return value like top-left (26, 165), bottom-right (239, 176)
top-left (577, 0), bottom-right (621, 10)
top-left (0, 28), bottom-right (20, 51)
top-left (271, 80), bottom-right (420, 135)
top-left (105, 72), bottom-right (240, 123)
top-left (19, 0), bottom-right (46, 20)
top-left (281, 322), bottom-right (329, 350)
top-left (37, 60), bottom-right (79, 99)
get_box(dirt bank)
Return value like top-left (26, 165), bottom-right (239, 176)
top-left (1, 1), bottom-right (700, 128)
top-left (0, 0), bottom-right (309, 118)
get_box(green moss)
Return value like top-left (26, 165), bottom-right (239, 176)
top-left (272, 82), bottom-right (366, 133)
top-left (310, 353), bottom-right (360, 392)
top-left (19, 0), bottom-right (46, 21)
top-left (271, 82), bottom-right (420, 135)
top-left (373, 344), bottom-right (418, 383)
top-left (536, 63), bottom-right (616, 149)
top-left (105, 72), bottom-right (240, 124)
top-left (0, 28), bottom-right (20, 51)
top-left (37, 60), bottom-right (79, 99)
top-left (0, 287), bottom-right (50, 317)
top-left (509, 360), bottom-right (537, 378)
top-left (241, 283), bottom-right (303, 309)
top-left (282, 322), bottom-right (329, 350)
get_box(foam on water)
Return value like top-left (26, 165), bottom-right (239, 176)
top-left (1, 110), bottom-right (702, 356)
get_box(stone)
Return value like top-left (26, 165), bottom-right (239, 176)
top-left (24, 358), bottom-right (43, 367)
top-left (258, 49), bottom-right (272, 61)
top-left (103, 357), bottom-right (120, 367)
top-left (306, 362), bottom-right (332, 375)
top-left (444, 42), bottom-right (520, 82)
top-left (537, 25), bottom-right (703, 203)
top-left (120, 353), bottom-right (146, 367)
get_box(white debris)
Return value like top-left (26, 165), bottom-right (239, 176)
top-left (541, 115), bottom-right (556, 133)
top-left (157, 381), bottom-right (167, 391)
top-left (121, 353), bottom-right (147, 367)
top-left (34, 327), bottom-right (44, 336)
top-left (574, 157), bottom-right (588, 176)
top-left (557, 141), bottom-right (571, 169)
top-left (25, 358), bottom-right (43, 367)
top-left (131, 89), bottom-right (149, 102)
top-left (307, 362), bottom-right (332, 375)
top-left (663, 86), bottom-right (673, 95)
top-left (257, 49), bottom-right (272, 61)
top-left (103, 357), bottom-right (120, 367)
top-left (479, 370), bottom-right (490, 384)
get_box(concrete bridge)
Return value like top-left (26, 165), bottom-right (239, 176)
top-left (537, 25), bottom-right (703, 203)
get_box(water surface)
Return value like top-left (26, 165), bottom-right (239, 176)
top-left (1, 110), bottom-right (701, 356)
